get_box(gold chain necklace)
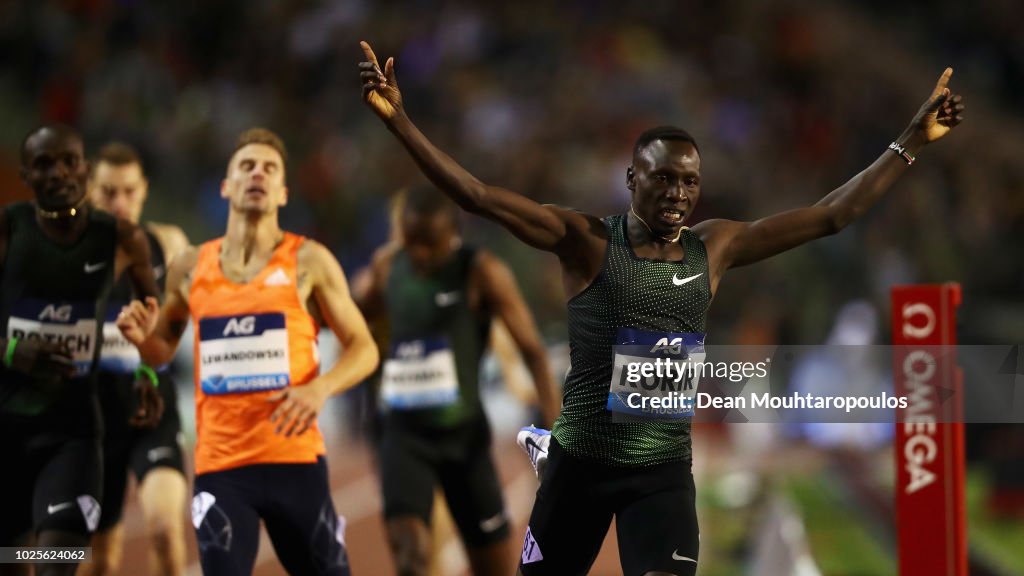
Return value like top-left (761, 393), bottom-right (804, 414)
top-left (36, 196), bottom-right (87, 220)
top-left (630, 204), bottom-right (685, 243)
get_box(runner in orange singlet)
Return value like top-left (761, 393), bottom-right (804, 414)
top-left (117, 128), bottom-right (379, 576)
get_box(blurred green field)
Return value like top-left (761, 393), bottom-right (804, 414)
top-left (967, 469), bottom-right (1024, 574)
top-left (695, 463), bottom-right (1024, 576)
top-left (785, 473), bottom-right (895, 575)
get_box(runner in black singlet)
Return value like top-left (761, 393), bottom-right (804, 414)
top-left (0, 125), bottom-right (162, 576)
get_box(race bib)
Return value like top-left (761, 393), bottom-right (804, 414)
top-left (607, 327), bottom-right (706, 420)
top-left (198, 313), bottom-right (290, 394)
top-left (7, 299), bottom-right (98, 378)
top-left (98, 303), bottom-right (140, 374)
top-left (381, 336), bottom-right (459, 409)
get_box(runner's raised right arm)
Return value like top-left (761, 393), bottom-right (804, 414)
top-left (358, 41), bottom-right (603, 272)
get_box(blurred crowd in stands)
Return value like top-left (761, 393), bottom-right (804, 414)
top-left (0, 0), bottom-right (1020, 344)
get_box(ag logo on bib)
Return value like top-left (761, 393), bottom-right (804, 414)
top-left (395, 340), bottom-right (425, 359)
top-left (39, 304), bottom-right (73, 322)
top-left (223, 316), bottom-right (256, 336)
top-left (650, 336), bottom-right (687, 356)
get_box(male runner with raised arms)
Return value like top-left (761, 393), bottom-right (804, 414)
top-left (356, 185), bottom-right (559, 576)
top-left (118, 128), bottom-right (379, 576)
top-left (359, 42), bottom-right (964, 576)
top-left (82, 142), bottom-right (190, 576)
top-left (0, 125), bottom-right (162, 576)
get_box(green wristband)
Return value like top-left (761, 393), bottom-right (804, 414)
top-left (134, 363), bottom-right (159, 389)
top-left (3, 337), bottom-right (17, 368)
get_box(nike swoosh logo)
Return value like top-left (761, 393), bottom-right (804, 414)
top-left (47, 501), bottom-right (74, 515)
top-left (525, 437), bottom-right (546, 455)
top-left (672, 272), bottom-right (703, 286)
top-left (84, 261), bottom-right (107, 274)
top-left (435, 291), bottom-right (461, 307)
top-left (148, 446), bottom-right (175, 462)
top-left (479, 512), bottom-right (507, 533)
top-left (672, 550), bottom-right (697, 563)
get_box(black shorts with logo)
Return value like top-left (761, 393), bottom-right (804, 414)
top-left (519, 437), bottom-right (699, 576)
top-left (378, 414), bottom-right (509, 547)
top-left (192, 456), bottom-right (350, 576)
top-left (96, 371), bottom-right (185, 530)
top-left (0, 391), bottom-right (104, 544)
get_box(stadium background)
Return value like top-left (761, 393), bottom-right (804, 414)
top-left (1, 0), bottom-right (1022, 574)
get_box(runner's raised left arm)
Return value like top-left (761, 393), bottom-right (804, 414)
top-left (694, 68), bottom-right (964, 286)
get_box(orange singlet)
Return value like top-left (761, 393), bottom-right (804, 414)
top-left (189, 232), bottom-right (323, 475)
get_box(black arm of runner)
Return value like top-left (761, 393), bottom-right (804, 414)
top-left (359, 41), bottom-right (587, 258)
top-left (117, 219), bottom-right (159, 300)
top-left (695, 68), bottom-right (965, 273)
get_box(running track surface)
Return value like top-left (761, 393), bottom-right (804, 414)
top-left (108, 438), bottom-right (628, 576)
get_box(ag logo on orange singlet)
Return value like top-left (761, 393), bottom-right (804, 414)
top-left (223, 315), bottom-right (256, 336)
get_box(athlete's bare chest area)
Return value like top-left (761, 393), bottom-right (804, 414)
top-left (219, 249), bottom-right (275, 285)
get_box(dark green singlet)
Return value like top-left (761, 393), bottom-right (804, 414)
top-left (384, 245), bottom-right (490, 429)
top-left (552, 214), bottom-right (712, 466)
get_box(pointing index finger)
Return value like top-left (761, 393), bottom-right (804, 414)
top-left (359, 41), bottom-right (380, 68)
top-left (932, 67), bottom-right (953, 97)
